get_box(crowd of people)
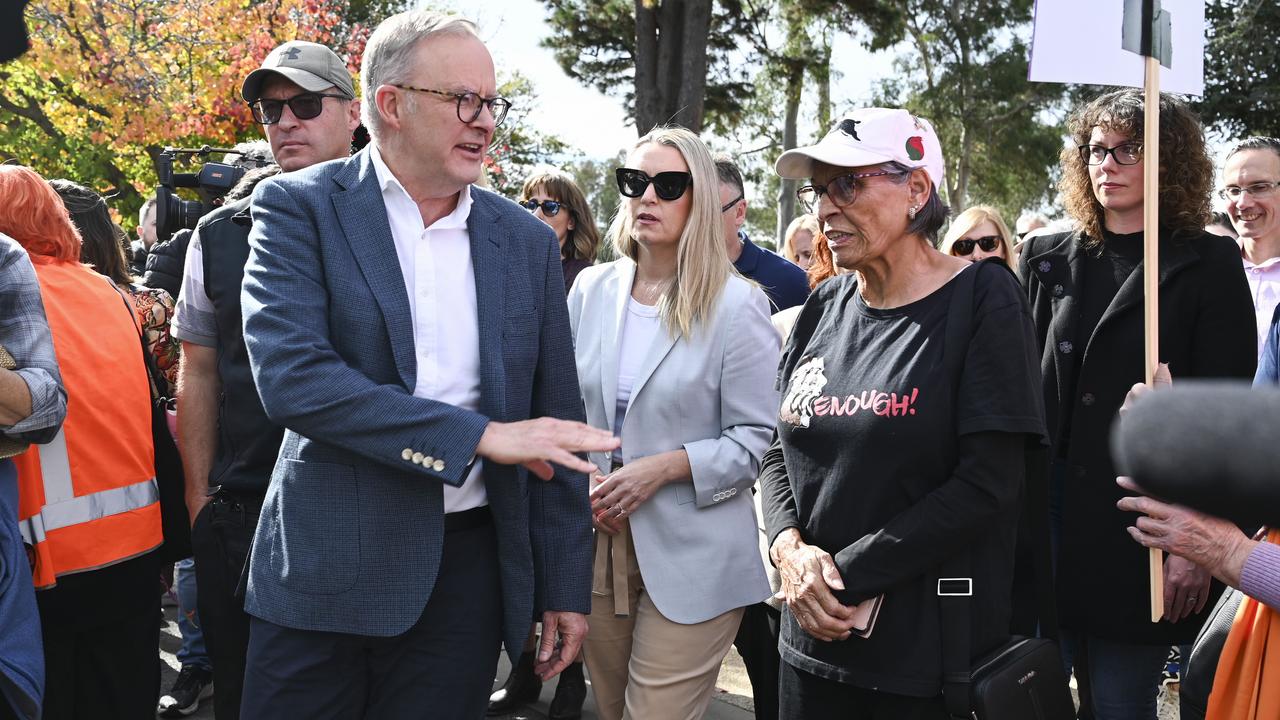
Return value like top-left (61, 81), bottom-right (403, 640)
top-left (1, 7), bottom-right (1278, 720)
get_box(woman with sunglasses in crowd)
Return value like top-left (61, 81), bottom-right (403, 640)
top-left (1017, 89), bottom-right (1256, 720)
top-left (566, 126), bottom-right (777, 720)
top-left (518, 170), bottom-right (602, 295)
top-left (940, 205), bottom-right (1017, 268)
top-left (761, 108), bottom-right (1046, 719)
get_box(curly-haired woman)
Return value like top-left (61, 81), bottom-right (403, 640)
top-left (1017, 89), bottom-right (1256, 719)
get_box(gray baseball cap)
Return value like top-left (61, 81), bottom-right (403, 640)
top-left (241, 41), bottom-right (356, 102)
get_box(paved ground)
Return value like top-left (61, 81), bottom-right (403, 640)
top-left (161, 606), bottom-right (1178, 719)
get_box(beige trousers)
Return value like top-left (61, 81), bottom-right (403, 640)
top-left (583, 525), bottom-right (745, 720)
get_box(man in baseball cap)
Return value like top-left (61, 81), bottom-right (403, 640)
top-left (776, 107), bottom-right (946, 194)
top-left (164, 39), bottom-right (359, 719)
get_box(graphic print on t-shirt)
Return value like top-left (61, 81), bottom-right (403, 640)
top-left (779, 356), bottom-right (827, 427)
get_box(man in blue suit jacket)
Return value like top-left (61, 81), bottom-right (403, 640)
top-left (238, 10), bottom-right (618, 719)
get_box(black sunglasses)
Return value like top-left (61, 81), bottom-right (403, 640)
top-left (520, 199), bottom-right (564, 217)
top-left (952, 235), bottom-right (1001, 256)
top-left (249, 92), bottom-right (350, 125)
top-left (616, 168), bottom-right (692, 201)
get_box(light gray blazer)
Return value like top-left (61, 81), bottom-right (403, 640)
top-left (567, 259), bottom-right (776, 624)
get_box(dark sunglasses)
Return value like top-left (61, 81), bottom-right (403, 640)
top-left (952, 235), bottom-right (1001, 256)
top-left (520, 199), bottom-right (564, 217)
top-left (249, 92), bottom-right (350, 125)
top-left (615, 168), bottom-right (692, 201)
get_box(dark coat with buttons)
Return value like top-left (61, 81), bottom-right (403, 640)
top-left (1018, 228), bottom-right (1256, 644)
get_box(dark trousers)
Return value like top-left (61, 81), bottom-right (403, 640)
top-left (37, 553), bottom-right (161, 720)
top-left (778, 661), bottom-right (948, 720)
top-left (240, 516), bottom-right (503, 719)
top-left (191, 490), bottom-right (262, 720)
top-left (733, 602), bottom-right (781, 720)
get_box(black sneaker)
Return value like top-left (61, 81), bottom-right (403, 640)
top-left (157, 665), bottom-right (213, 717)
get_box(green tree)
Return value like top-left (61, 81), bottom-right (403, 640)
top-left (483, 72), bottom-right (576, 198)
top-left (1199, 0), bottom-right (1280, 139)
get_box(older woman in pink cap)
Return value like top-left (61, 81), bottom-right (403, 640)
top-left (759, 108), bottom-right (1048, 719)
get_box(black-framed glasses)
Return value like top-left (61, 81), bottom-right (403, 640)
top-left (796, 168), bottom-right (906, 212)
top-left (1078, 142), bottom-right (1142, 166)
top-left (249, 92), bottom-right (351, 125)
top-left (720, 193), bottom-right (744, 213)
top-left (393, 84), bottom-right (512, 126)
top-left (615, 168), bottom-right (692, 201)
top-left (1218, 181), bottom-right (1280, 202)
top-left (520, 199), bottom-right (564, 217)
top-left (952, 235), bottom-right (1001, 256)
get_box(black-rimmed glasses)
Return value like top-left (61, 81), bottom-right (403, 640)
top-left (796, 168), bottom-right (906, 212)
top-left (393, 85), bottom-right (512, 126)
top-left (520, 199), bottom-right (564, 216)
top-left (249, 92), bottom-right (351, 125)
top-left (721, 193), bottom-right (744, 213)
top-left (1078, 142), bottom-right (1142, 166)
top-left (1218, 181), bottom-right (1280, 202)
top-left (952, 235), bottom-right (1001, 256)
top-left (615, 168), bottom-right (692, 201)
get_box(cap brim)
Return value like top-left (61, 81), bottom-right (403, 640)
top-left (241, 67), bottom-right (337, 101)
top-left (775, 142), bottom-right (898, 180)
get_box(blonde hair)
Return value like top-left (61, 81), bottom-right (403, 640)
top-left (782, 214), bottom-right (820, 265)
top-left (940, 205), bottom-right (1016, 268)
top-left (520, 170), bottom-right (600, 262)
top-left (608, 126), bottom-right (730, 338)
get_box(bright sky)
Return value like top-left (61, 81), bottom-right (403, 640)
top-left (458, 0), bottom-right (899, 161)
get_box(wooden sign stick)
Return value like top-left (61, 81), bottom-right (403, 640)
top-left (1142, 54), bottom-right (1164, 623)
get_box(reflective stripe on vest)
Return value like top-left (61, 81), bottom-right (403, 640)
top-left (15, 260), bottom-right (162, 589)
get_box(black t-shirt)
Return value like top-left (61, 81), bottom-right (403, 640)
top-left (764, 262), bottom-right (1046, 696)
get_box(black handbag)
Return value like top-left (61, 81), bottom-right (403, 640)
top-left (936, 261), bottom-right (1076, 719)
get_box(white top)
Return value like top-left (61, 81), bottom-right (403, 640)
top-left (371, 144), bottom-right (486, 513)
top-left (1241, 245), bottom-right (1280, 359)
top-left (614, 296), bottom-right (662, 461)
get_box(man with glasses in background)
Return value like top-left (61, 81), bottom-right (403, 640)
top-left (1221, 137), bottom-right (1280, 359)
top-left (237, 11), bottom-right (616, 718)
top-left (169, 39), bottom-right (359, 719)
top-left (714, 155), bottom-right (809, 312)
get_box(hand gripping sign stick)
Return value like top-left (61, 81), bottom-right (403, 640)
top-left (1031, 0), bottom-right (1199, 623)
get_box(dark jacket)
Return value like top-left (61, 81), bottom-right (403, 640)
top-left (733, 233), bottom-right (809, 312)
top-left (142, 228), bottom-right (192, 298)
top-left (128, 239), bottom-right (148, 277)
top-left (197, 196), bottom-right (281, 495)
top-left (1019, 228), bottom-right (1256, 644)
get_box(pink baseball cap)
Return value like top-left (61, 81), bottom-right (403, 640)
top-left (776, 108), bottom-right (946, 193)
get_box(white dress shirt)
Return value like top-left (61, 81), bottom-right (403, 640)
top-left (1240, 244), bottom-right (1280, 359)
top-left (371, 145), bottom-right (486, 513)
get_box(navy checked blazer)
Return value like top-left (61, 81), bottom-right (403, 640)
top-left (240, 149), bottom-right (593, 659)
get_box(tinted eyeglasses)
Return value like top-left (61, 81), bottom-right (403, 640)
top-left (616, 168), bottom-right (692, 201)
top-left (520, 199), bottom-right (564, 217)
top-left (952, 235), bottom-right (1001, 256)
top-left (1078, 142), bottom-right (1142, 166)
top-left (796, 168), bottom-right (906, 212)
top-left (249, 92), bottom-right (350, 125)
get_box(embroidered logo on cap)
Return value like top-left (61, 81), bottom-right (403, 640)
top-left (838, 118), bottom-right (863, 141)
top-left (282, 47), bottom-right (302, 61)
top-left (905, 136), bottom-right (925, 161)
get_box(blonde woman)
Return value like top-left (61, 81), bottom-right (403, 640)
top-left (567, 126), bottom-right (777, 720)
top-left (940, 205), bottom-right (1016, 266)
top-left (519, 170), bottom-right (602, 294)
top-left (782, 214), bottom-right (821, 270)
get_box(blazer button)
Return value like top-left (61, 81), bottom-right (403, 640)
top-left (412, 452), bottom-right (424, 465)
top-left (433, 459), bottom-right (445, 472)
top-left (1081, 393), bottom-right (1096, 406)
top-left (423, 456), bottom-right (434, 466)
top-left (402, 448), bottom-right (414, 461)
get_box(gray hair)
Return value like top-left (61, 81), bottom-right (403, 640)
top-left (227, 140), bottom-right (274, 168)
top-left (360, 10), bottom-right (478, 138)
top-left (712, 153), bottom-right (745, 196)
top-left (1226, 136), bottom-right (1280, 163)
top-left (885, 161), bottom-right (949, 243)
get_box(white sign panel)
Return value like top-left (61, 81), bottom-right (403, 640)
top-left (1029, 0), bottom-right (1205, 96)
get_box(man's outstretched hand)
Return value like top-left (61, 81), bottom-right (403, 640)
top-left (476, 418), bottom-right (619, 480)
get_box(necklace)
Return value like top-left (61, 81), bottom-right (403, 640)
top-left (632, 277), bottom-right (667, 305)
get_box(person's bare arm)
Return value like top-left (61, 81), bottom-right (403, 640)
top-left (0, 368), bottom-right (32, 425)
top-left (178, 341), bottom-right (220, 525)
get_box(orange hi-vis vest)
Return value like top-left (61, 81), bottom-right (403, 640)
top-left (14, 259), bottom-right (161, 589)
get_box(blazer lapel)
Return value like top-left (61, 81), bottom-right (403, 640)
top-left (1092, 229), bottom-right (1199, 345)
top-left (331, 152), bottom-right (416, 391)
top-left (467, 188), bottom-right (506, 420)
top-left (626, 308), bottom-right (679, 415)
top-left (599, 261), bottom-right (632, 433)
